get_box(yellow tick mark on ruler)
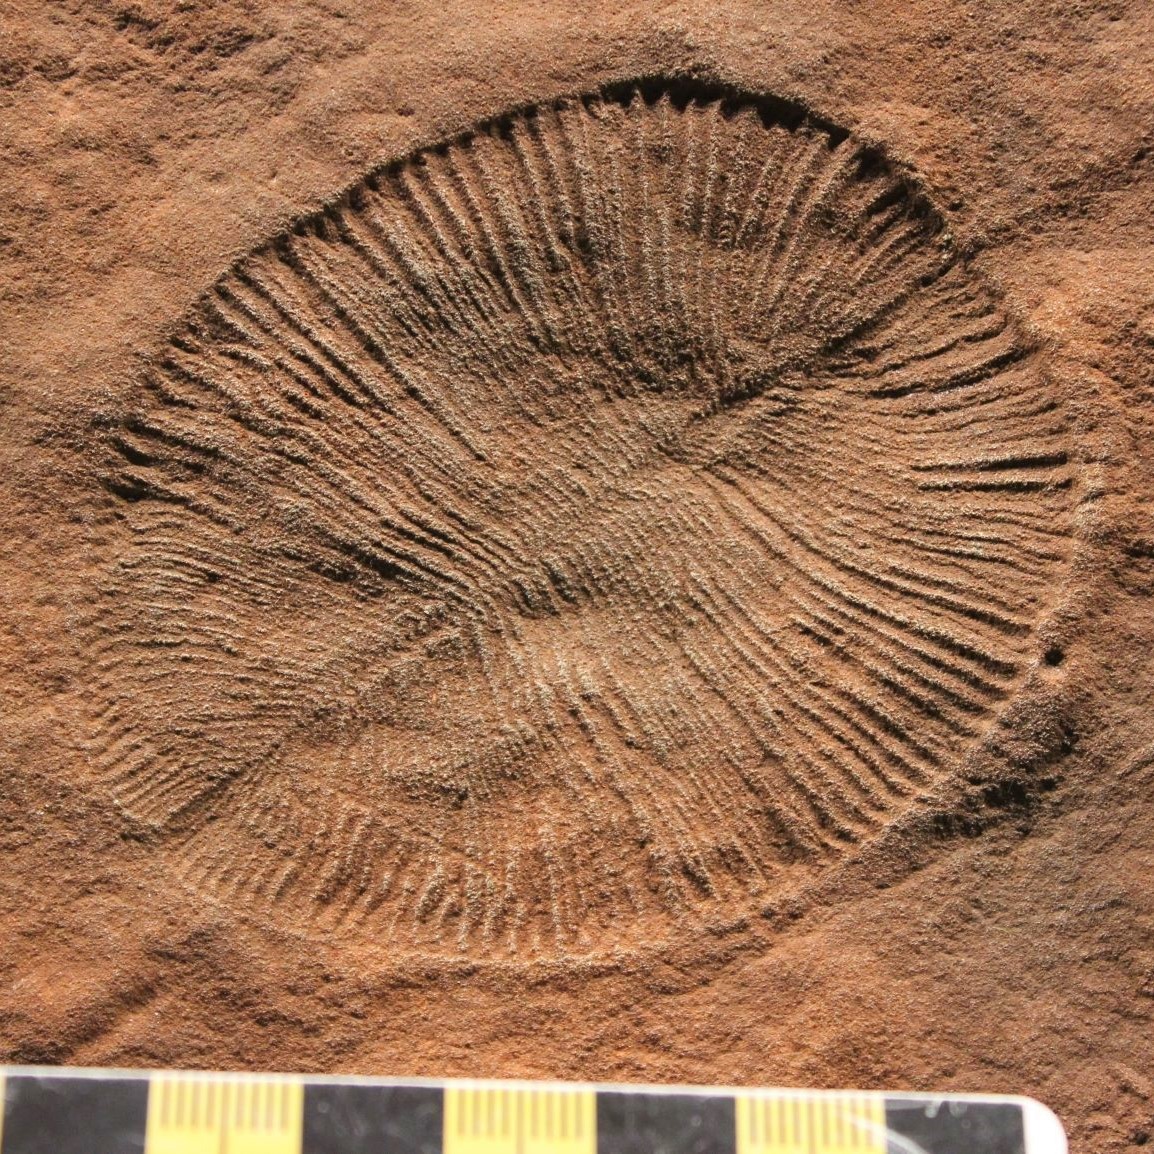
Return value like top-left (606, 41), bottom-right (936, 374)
top-left (444, 1087), bottom-right (597, 1154)
top-left (145, 1075), bottom-right (304, 1154)
top-left (736, 1094), bottom-right (886, 1154)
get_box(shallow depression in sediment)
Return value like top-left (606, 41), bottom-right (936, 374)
top-left (84, 80), bottom-right (1074, 958)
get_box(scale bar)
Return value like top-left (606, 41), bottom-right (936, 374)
top-left (0, 1069), bottom-right (1062, 1154)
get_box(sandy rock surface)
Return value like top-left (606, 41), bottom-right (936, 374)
top-left (1, 4), bottom-right (1153, 1152)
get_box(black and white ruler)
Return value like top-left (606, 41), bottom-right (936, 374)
top-left (0, 1069), bottom-right (1066, 1154)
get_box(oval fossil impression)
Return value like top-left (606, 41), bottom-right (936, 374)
top-left (89, 80), bottom-right (1073, 957)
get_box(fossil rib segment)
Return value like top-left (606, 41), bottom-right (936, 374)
top-left (87, 82), bottom-right (1074, 957)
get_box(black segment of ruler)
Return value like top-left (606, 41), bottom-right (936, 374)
top-left (884, 1098), bottom-right (1025, 1154)
top-left (304, 1083), bottom-right (443, 1154)
top-left (2, 1074), bottom-right (148, 1154)
top-left (596, 1091), bottom-right (735, 1154)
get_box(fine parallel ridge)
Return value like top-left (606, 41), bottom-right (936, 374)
top-left (82, 81), bottom-right (1075, 958)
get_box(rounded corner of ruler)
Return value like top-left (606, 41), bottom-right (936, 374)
top-left (1018, 1095), bottom-right (1067, 1154)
